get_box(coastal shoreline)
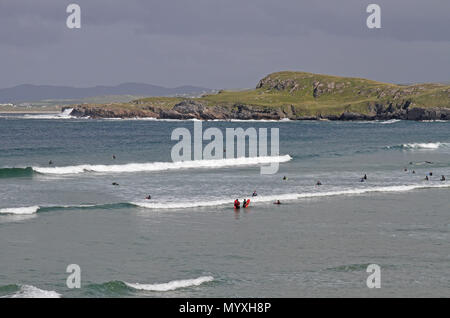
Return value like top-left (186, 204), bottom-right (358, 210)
top-left (64, 103), bottom-right (450, 121)
top-left (62, 71), bottom-right (450, 121)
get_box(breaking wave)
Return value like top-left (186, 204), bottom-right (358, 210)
top-left (132, 183), bottom-right (450, 210)
top-left (22, 108), bottom-right (75, 120)
top-left (30, 155), bottom-right (292, 175)
top-left (0, 284), bottom-right (61, 298)
top-left (1, 184), bottom-right (448, 217)
top-left (379, 119), bottom-right (401, 124)
top-left (386, 142), bottom-right (449, 150)
top-left (0, 203), bottom-right (134, 215)
top-left (354, 119), bottom-right (401, 125)
top-left (124, 276), bottom-right (214, 292)
top-left (0, 206), bottom-right (40, 215)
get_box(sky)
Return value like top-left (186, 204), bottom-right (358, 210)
top-left (0, 0), bottom-right (449, 89)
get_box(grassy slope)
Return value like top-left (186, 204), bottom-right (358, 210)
top-left (78, 72), bottom-right (450, 117)
top-left (198, 71), bottom-right (450, 116)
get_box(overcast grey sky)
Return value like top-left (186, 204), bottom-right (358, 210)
top-left (1, 0), bottom-right (449, 88)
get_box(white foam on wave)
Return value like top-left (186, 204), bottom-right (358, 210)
top-left (7, 285), bottom-right (61, 298)
top-left (353, 119), bottom-right (401, 124)
top-left (23, 108), bottom-right (75, 120)
top-left (0, 206), bottom-right (40, 215)
top-left (227, 118), bottom-right (291, 122)
top-left (132, 183), bottom-right (450, 210)
top-left (125, 276), bottom-right (213, 292)
top-left (402, 142), bottom-right (445, 150)
top-left (32, 155), bottom-right (292, 175)
top-left (379, 119), bottom-right (401, 124)
top-left (103, 117), bottom-right (189, 122)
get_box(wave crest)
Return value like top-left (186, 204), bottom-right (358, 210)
top-left (32, 155), bottom-right (292, 175)
top-left (387, 142), bottom-right (448, 150)
top-left (3, 285), bottom-right (61, 298)
top-left (132, 184), bottom-right (450, 210)
top-left (0, 167), bottom-right (34, 178)
top-left (0, 206), bottom-right (40, 215)
top-left (125, 276), bottom-right (214, 292)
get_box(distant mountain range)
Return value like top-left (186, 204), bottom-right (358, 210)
top-left (0, 83), bottom-right (212, 103)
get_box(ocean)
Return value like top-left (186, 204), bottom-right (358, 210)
top-left (0, 113), bottom-right (449, 297)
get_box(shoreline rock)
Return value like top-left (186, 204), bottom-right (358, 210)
top-left (64, 102), bottom-right (450, 121)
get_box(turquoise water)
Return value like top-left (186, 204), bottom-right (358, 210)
top-left (0, 115), bottom-right (449, 297)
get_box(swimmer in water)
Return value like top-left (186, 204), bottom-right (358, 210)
top-left (252, 190), bottom-right (257, 197)
top-left (441, 175), bottom-right (446, 181)
top-left (283, 176), bottom-right (288, 181)
top-left (274, 200), bottom-right (281, 205)
top-left (112, 155), bottom-right (116, 159)
top-left (112, 182), bottom-right (119, 186)
top-left (425, 176), bottom-right (429, 181)
top-left (145, 195), bottom-right (151, 200)
top-left (316, 181), bottom-right (322, 186)
top-left (48, 160), bottom-right (53, 165)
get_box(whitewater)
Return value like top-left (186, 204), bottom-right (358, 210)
top-left (31, 155), bottom-right (292, 175)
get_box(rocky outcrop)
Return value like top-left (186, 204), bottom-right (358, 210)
top-left (68, 105), bottom-right (158, 119)
top-left (65, 102), bottom-right (450, 121)
top-left (405, 107), bottom-right (450, 120)
top-left (64, 71), bottom-right (450, 121)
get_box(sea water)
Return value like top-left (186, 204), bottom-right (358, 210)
top-left (0, 115), bottom-right (449, 297)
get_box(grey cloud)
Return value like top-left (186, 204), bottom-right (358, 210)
top-left (0, 0), bottom-right (449, 88)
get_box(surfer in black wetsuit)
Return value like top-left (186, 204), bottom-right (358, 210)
top-left (425, 176), bottom-right (429, 181)
top-left (441, 175), bottom-right (446, 181)
top-left (363, 174), bottom-right (367, 180)
top-left (252, 191), bottom-right (257, 197)
top-left (283, 176), bottom-right (287, 181)
top-left (316, 181), bottom-right (322, 186)
top-left (49, 160), bottom-right (53, 165)
top-left (145, 195), bottom-right (151, 200)
top-left (112, 155), bottom-right (116, 160)
top-left (274, 200), bottom-right (281, 205)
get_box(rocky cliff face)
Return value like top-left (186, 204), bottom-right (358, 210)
top-left (65, 102), bottom-right (450, 121)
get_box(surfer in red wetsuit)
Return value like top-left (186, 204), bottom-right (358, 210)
top-left (234, 199), bottom-right (240, 209)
